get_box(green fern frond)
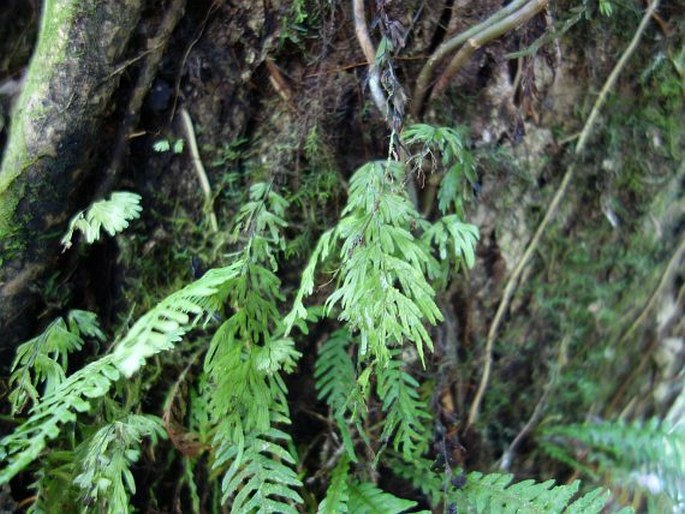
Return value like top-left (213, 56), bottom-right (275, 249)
top-left (1, 263), bottom-right (244, 484)
top-left (347, 481), bottom-right (423, 514)
top-left (387, 454), bottom-right (616, 513)
top-left (313, 329), bottom-right (364, 459)
top-left (377, 357), bottom-right (431, 459)
top-left (220, 426), bottom-right (303, 513)
top-left (542, 418), bottom-right (685, 506)
top-left (25, 450), bottom-right (78, 513)
top-left (423, 215), bottom-right (479, 271)
top-left (61, 191), bottom-right (142, 249)
top-left (314, 329), bottom-right (356, 414)
top-left (386, 454), bottom-right (444, 506)
top-left (318, 456), bottom-right (351, 514)
top-left (452, 472), bottom-right (611, 514)
top-left (8, 310), bottom-right (104, 413)
top-left (73, 414), bottom-right (166, 514)
top-left (288, 160), bottom-right (443, 365)
top-left (112, 262), bottom-right (242, 377)
top-left (0, 357), bottom-right (121, 484)
top-left (401, 124), bottom-right (476, 217)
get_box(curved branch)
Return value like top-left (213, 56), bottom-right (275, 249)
top-left (411, 0), bottom-right (528, 118)
top-left (432, 0), bottom-right (548, 97)
top-left (466, 0), bottom-right (661, 429)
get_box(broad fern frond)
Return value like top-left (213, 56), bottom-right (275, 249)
top-left (8, 310), bottom-right (104, 413)
top-left (61, 191), bottom-right (142, 249)
top-left (347, 481), bottom-right (423, 514)
top-left (452, 472), bottom-right (611, 514)
top-left (376, 357), bottom-right (431, 459)
top-left (542, 418), bottom-right (685, 507)
top-left (220, 426), bottom-right (303, 513)
top-left (388, 455), bottom-right (615, 513)
top-left (73, 414), bottom-right (166, 514)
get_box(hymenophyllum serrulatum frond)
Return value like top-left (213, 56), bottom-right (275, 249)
top-left (203, 182), bottom-right (304, 512)
top-left (8, 309), bottom-right (105, 414)
top-left (289, 158), bottom-right (477, 462)
top-left (402, 123), bottom-right (477, 217)
top-left (286, 159), bottom-right (478, 365)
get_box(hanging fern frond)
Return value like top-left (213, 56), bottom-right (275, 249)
top-left (313, 329), bottom-right (365, 459)
top-left (8, 310), bottom-right (104, 414)
top-left (542, 418), bottom-right (685, 507)
top-left (61, 191), bottom-right (142, 249)
top-left (219, 426), bottom-right (303, 513)
top-left (73, 414), bottom-right (166, 514)
top-left (347, 481), bottom-right (423, 514)
top-left (401, 123), bottom-right (476, 217)
top-left (376, 357), bottom-right (431, 460)
top-left (286, 160), bottom-right (443, 365)
top-left (0, 356), bottom-right (121, 484)
top-left (318, 456), bottom-right (351, 514)
top-left (199, 182), bottom-right (305, 509)
top-left (423, 215), bottom-right (479, 271)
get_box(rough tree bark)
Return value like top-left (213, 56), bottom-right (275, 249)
top-left (0, 0), bottom-right (143, 354)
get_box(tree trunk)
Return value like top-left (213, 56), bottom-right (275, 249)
top-left (0, 0), bottom-right (143, 354)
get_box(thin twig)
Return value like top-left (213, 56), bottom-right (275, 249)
top-left (180, 107), bottom-right (219, 232)
top-left (466, 0), bottom-right (661, 429)
top-left (499, 335), bottom-right (569, 470)
top-left (604, 238), bottom-right (685, 416)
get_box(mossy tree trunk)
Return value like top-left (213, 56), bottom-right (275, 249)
top-left (0, 0), bottom-right (143, 353)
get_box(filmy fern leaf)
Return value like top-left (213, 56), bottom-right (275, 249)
top-left (318, 456), bottom-right (351, 514)
top-left (112, 262), bottom-right (242, 377)
top-left (347, 481), bottom-right (422, 514)
top-left (73, 414), bottom-right (166, 514)
top-left (0, 357), bottom-right (121, 484)
top-left (61, 191), bottom-right (142, 249)
top-left (377, 357), bottom-right (431, 459)
top-left (401, 124), bottom-right (476, 217)
top-left (220, 427), bottom-right (302, 513)
top-left (1, 263), bottom-right (244, 484)
top-left (201, 182), bottom-right (304, 510)
top-left (8, 310), bottom-right (104, 414)
top-left (287, 160), bottom-right (443, 365)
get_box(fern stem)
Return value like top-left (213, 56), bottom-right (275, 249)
top-left (467, 0), bottom-right (662, 429)
top-left (352, 0), bottom-right (388, 119)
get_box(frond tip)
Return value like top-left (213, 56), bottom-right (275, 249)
top-left (61, 191), bottom-right (142, 250)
